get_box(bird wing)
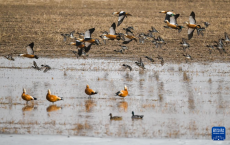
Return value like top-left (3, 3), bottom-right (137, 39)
top-left (189, 11), bottom-right (196, 24)
top-left (33, 61), bottom-right (38, 68)
top-left (109, 23), bottom-right (116, 35)
top-left (204, 22), bottom-right (210, 28)
top-left (161, 59), bottom-right (164, 66)
top-left (218, 39), bottom-right (224, 46)
top-left (124, 35), bottom-right (131, 41)
top-left (116, 91), bottom-right (122, 96)
top-left (61, 34), bottom-right (67, 42)
top-left (128, 65), bottom-right (132, 71)
top-left (225, 32), bottom-right (229, 40)
top-left (151, 26), bottom-right (154, 31)
top-left (140, 58), bottom-right (145, 67)
top-left (139, 36), bottom-right (145, 43)
top-left (9, 53), bottom-right (13, 58)
top-left (152, 26), bottom-right (158, 32)
top-left (84, 28), bottom-right (95, 40)
top-left (169, 15), bottom-right (176, 25)
top-left (77, 48), bottom-right (83, 56)
top-left (75, 39), bottom-right (83, 47)
top-left (26, 42), bottom-right (34, 55)
top-left (160, 36), bottom-right (164, 42)
top-left (126, 31), bottom-right (133, 36)
top-left (165, 14), bottom-right (171, 22)
top-left (71, 50), bottom-right (78, 57)
top-left (123, 36), bottom-right (132, 44)
top-left (43, 66), bottom-right (51, 73)
top-left (174, 14), bottom-right (180, 24)
top-left (117, 12), bottom-right (126, 27)
top-left (188, 28), bottom-right (195, 40)
top-left (119, 33), bottom-right (125, 41)
top-left (182, 38), bottom-right (186, 44)
top-left (84, 42), bottom-right (93, 53)
top-left (70, 30), bottom-right (75, 37)
top-left (197, 29), bottom-right (204, 36)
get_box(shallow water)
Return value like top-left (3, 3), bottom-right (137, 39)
top-left (0, 57), bottom-right (230, 139)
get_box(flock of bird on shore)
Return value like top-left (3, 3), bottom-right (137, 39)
top-left (3, 10), bottom-right (230, 119)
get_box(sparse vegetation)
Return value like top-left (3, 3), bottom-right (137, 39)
top-left (0, 0), bottom-right (230, 62)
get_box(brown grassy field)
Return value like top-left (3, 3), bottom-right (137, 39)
top-left (1, 0), bottom-right (230, 63)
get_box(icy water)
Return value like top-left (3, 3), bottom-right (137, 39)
top-left (0, 57), bottom-right (230, 139)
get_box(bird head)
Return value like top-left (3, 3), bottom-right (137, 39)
top-left (34, 55), bottom-right (39, 59)
top-left (159, 11), bottom-right (167, 14)
top-left (112, 12), bottom-right (119, 15)
top-left (124, 85), bottom-right (128, 90)
top-left (69, 42), bottom-right (76, 46)
top-left (48, 89), bottom-right (51, 94)
top-left (196, 25), bottom-right (201, 29)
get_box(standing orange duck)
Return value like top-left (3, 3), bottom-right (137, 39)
top-left (19, 42), bottom-right (39, 59)
top-left (116, 86), bottom-right (128, 98)
top-left (21, 88), bottom-right (37, 104)
top-left (46, 89), bottom-right (63, 103)
top-left (85, 84), bottom-right (98, 98)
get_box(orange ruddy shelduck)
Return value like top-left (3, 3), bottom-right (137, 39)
top-left (70, 40), bottom-right (93, 58)
top-left (116, 86), bottom-right (128, 98)
top-left (121, 34), bottom-right (137, 44)
top-left (82, 28), bottom-right (100, 45)
top-left (185, 11), bottom-right (203, 40)
top-left (46, 89), bottom-right (63, 103)
top-left (21, 88), bottom-right (37, 104)
top-left (19, 42), bottom-right (39, 59)
top-left (113, 11), bottom-right (132, 27)
top-left (100, 23), bottom-right (121, 44)
top-left (85, 85), bottom-right (98, 98)
top-left (164, 14), bottom-right (184, 33)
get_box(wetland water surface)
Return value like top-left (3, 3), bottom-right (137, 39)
top-left (0, 57), bottom-right (230, 139)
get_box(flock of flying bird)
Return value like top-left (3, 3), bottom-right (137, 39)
top-left (59, 10), bottom-right (230, 67)
top-left (3, 10), bottom-right (230, 119)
